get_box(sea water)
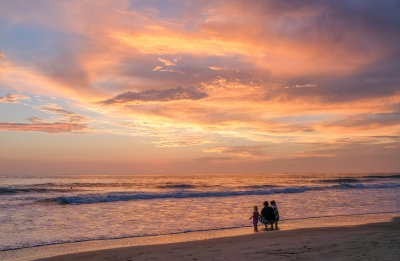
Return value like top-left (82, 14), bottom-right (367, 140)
top-left (0, 173), bottom-right (399, 251)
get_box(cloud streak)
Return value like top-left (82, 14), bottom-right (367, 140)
top-left (0, 122), bottom-right (88, 133)
top-left (0, 94), bottom-right (31, 103)
top-left (99, 86), bottom-right (208, 105)
top-left (204, 145), bottom-right (269, 158)
top-left (39, 104), bottom-right (89, 123)
top-left (0, 104), bottom-right (90, 134)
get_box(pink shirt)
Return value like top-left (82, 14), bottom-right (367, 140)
top-left (252, 211), bottom-right (259, 223)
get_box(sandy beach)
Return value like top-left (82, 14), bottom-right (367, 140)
top-left (32, 217), bottom-right (400, 261)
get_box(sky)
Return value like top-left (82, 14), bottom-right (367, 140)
top-left (0, 0), bottom-right (399, 175)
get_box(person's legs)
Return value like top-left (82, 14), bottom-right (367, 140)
top-left (275, 220), bottom-right (279, 230)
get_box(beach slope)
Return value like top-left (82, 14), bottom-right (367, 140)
top-left (36, 218), bottom-right (400, 261)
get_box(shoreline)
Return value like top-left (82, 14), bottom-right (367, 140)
top-left (1, 212), bottom-right (399, 261)
top-left (2, 211), bottom-right (397, 252)
top-left (36, 217), bottom-right (400, 261)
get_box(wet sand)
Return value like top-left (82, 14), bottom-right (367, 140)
top-left (34, 217), bottom-right (400, 261)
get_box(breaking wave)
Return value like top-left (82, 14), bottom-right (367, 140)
top-left (46, 182), bottom-right (400, 205)
top-left (318, 178), bottom-right (361, 183)
top-left (239, 185), bottom-right (281, 189)
top-left (364, 174), bottom-right (400, 179)
top-left (157, 184), bottom-right (197, 189)
top-left (0, 187), bottom-right (71, 195)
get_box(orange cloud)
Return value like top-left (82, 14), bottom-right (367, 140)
top-left (204, 145), bottom-right (269, 158)
top-left (110, 28), bottom-right (261, 56)
top-left (157, 58), bottom-right (176, 66)
top-left (0, 122), bottom-right (88, 133)
top-left (208, 66), bottom-right (223, 71)
top-left (94, 75), bottom-right (400, 151)
top-left (153, 136), bottom-right (221, 147)
top-left (0, 104), bottom-right (90, 134)
top-left (293, 151), bottom-right (336, 158)
top-left (152, 66), bottom-right (163, 71)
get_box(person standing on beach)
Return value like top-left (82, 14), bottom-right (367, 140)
top-left (261, 201), bottom-right (275, 230)
top-left (249, 206), bottom-right (259, 232)
top-left (270, 200), bottom-right (279, 230)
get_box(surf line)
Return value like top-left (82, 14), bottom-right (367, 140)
top-left (279, 210), bottom-right (400, 221)
top-left (1, 211), bottom-right (399, 252)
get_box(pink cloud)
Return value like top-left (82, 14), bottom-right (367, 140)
top-left (204, 145), bottom-right (269, 158)
top-left (0, 94), bottom-right (31, 103)
top-left (0, 105), bottom-right (90, 134)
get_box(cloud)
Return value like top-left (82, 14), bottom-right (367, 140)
top-left (151, 134), bottom-right (223, 147)
top-left (154, 137), bottom-right (207, 147)
top-left (99, 86), bottom-right (208, 105)
top-left (208, 66), bottom-right (223, 71)
top-left (295, 84), bottom-right (317, 88)
top-left (157, 58), bottom-right (176, 66)
top-left (39, 104), bottom-right (88, 123)
top-left (0, 122), bottom-right (88, 133)
top-left (1, 0), bottom-right (400, 173)
top-left (0, 94), bottom-right (31, 103)
top-left (204, 145), bottom-right (269, 158)
top-left (293, 151), bottom-right (336, 158)
top-left (111, 30), bottom-right (258, 56)
top-left (196, 156), bottom-right (234, 163)
top-left (2, 0), bottom-right (399, 105)
top-left (0, 56), bottom-right (90, 100)
top-left (202, 0), bottom-right (400, 102)
top-left (283, 83), bottom-right (317, 89)
top-left (287, 136), bottom-right (400, 160)
top-left (0, 104), bottom-right (90, 134)
top-left (319, 111), bottom-right (400, 132)
top-left (94, 76), bottom-right (400, 148)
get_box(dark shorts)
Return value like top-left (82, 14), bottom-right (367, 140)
top-left (261, 218), bottom-right (274, 225)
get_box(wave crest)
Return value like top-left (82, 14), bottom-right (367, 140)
top-left (45, 182), bottom-right (400, 205)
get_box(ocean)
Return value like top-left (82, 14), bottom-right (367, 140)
top-left (1, 173), bottom-right (399, 251)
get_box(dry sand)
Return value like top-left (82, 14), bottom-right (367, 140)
top-left (35, 217), bottom-right (400, 261)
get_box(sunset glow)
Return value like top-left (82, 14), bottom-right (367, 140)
top-left (0, 0), bottom-right (399, 174)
